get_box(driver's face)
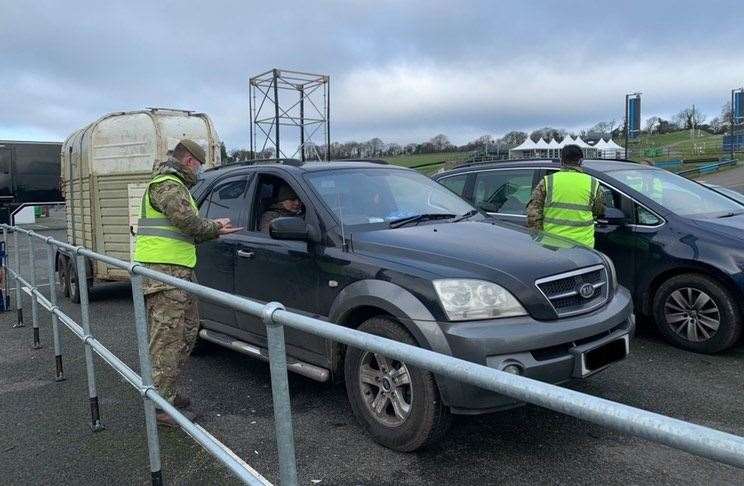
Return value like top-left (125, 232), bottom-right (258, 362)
top-left (280, 197), bottom-right (302, 213)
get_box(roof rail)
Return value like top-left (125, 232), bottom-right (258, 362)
top-left (206, 158), bottom-right (303, 172)
top-left (341, 158), bottom-right (389, 165)
top-left (445, 158), bottom-right (559, 171)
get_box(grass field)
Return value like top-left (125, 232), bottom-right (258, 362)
top-left (384, 130), bottom-right (736, 175)
top-left (626, 130), bottom-right (725, 162)
top-left (383, 151), bottom-right (468, 168)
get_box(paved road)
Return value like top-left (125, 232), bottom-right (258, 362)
top-left (699, 163), bottom-right (744, 192)
top-left (2, 220), bottom-right (744, 484)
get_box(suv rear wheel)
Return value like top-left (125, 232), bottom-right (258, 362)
top-left (344, 316), bottom-right (451, 451)
top-left (653, 273), bottom-right (741, 353)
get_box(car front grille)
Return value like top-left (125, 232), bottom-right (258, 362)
top-left (535, 265), bottom-right (609, 317)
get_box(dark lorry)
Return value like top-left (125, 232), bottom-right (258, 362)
top-left (191, 159), bottom-right (634, 451)
top-left (0, 141), bottom-right (62, 223)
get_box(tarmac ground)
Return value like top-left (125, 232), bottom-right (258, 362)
top-left (1, 188), bottom-right (744, 485)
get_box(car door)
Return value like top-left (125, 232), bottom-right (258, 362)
top-left (470, 168), bottom-right (542, 226)
top-left (232, 170), bottom-right (326, 362)
top-left (196, 174), bottom-right (252, 329)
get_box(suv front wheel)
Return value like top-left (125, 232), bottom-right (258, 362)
top-left (344, 316), bottom-right (451, 451)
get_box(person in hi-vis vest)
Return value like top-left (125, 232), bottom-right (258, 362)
top-left (527, 144), bottom-right (604, 247)
top-left (134, 139), bottom-right (242, 427)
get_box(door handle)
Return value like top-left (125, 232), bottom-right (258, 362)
top-left (237, 249), bottom-right (255, 259)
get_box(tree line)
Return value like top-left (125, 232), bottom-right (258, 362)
top-left (221, 101), bottom-right (735, 162)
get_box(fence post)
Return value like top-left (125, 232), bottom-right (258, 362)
top-left (262, 302), bottom-right (298, 486)
top-left (76, 252), bottom-right (105, 431)
top-left (2, 227), bottom-right (9, 311)
top-left (46, 239), bottom-right (65, 381)
top-left (130, 272), bottom-right (164, 486)
top-left (27, 232), bottom-right (42, 349)
top-left (12, 229), bottom-right (23, 328)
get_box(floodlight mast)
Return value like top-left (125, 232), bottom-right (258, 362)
top-left (249, 68), bottom-right (331, 161)
top-left (731, 87), bottom-right (744, 161)
top-left (624, 92), bottom-right (642, 159)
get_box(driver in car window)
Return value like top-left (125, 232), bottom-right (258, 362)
top-left (260, 184), bottom-right (304, 233)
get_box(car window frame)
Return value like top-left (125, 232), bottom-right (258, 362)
top-left (199, 173), bottom-right (253, 228)
top-left (438, 164), bottom-right (667, 229)
top-left (437, 172), bottom-right (473, 199)
top-left (246, 168), bottom-right (319, 237)
top-left (439, 167), bottom-right (542, 218)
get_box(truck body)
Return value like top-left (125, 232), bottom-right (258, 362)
top-left (0, 141), bottom-right (62, 223)
top-left (59, 108), bottom-right (221, 298)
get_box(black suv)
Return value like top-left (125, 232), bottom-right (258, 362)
top-left (192, 160), bottom-right (634, 451)
top-left (434, 159), bottom-right (744, 353)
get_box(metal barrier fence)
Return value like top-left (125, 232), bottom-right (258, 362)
top-left (677, 159), bottom-right (738, 177)
top-left (4, 223), bottom-right (744, 485)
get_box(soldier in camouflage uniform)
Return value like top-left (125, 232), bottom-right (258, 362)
top-left (527, 145), bottom-right (604, 233)
top-left (135, 140), bottom-right (241, 427)
top-left (259, 184), bottom-right (304, 233)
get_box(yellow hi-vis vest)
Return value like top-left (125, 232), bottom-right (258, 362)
top-left (543, 170), bottom-right (599, 248)
top-left (133, 174), bottom-right (198, 268)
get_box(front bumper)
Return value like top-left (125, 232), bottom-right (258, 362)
top-left (434, 286), bottom-right (634, 414)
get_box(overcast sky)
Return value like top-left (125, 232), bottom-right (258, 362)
top-left (1, 0), bottom-right (743, 150)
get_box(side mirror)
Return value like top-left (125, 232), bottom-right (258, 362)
top-left (597, 207), bottom-right (626, 226)
top-left (269, 217), bottom-right (310, 240)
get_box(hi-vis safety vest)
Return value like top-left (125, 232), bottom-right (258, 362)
top-left (133, 174), bottom-right (198, 268)
top-left (543, 170), bottom-right (599, 248)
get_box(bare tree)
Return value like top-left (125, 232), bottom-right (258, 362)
top-left (674, 106), bottom-right (706, 129)
top-left (429, 134), bottom-right (451, 152)
top-left (500, 131), bottom-right (528, 148)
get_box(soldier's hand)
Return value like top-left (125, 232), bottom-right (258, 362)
top-left (213, 218), bottom-right (232, 228)
top-left (218, 223), bottom-right (244, 235)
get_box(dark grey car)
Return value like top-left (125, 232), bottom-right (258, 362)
top-left (193, 160), bottom-right (634, 451)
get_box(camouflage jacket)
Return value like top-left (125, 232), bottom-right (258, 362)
top-left (142, 157), bottom-right (219, 294)
top-left (526, 167), bottom-right (604, 230)
top-left (259, 205), bottom-right (303, 233)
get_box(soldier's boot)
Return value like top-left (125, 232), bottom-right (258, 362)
top-left (173, 394), bottom-right (191, 409)
top-left (156, 408), bottom-right (198, 428)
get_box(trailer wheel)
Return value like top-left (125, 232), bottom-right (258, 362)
top-left (67, 259), bottom-right (81, 304)
top-left (58, 256), bottom-right (70, 298)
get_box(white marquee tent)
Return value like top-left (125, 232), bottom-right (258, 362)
top-left (509, 134), bottom-right (607, 159)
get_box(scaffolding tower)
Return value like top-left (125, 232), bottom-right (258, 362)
top-left (249, 69), bottom-right (330, 161)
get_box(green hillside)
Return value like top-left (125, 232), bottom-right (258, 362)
top-left (383, 151), bottom-right (468, 168)
top-left (625, 130), bottom-right (725, 162)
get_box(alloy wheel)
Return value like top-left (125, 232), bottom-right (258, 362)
top-left (664, 287), bottom-right (720, 342)
top-left (358, 352), bottom-right (413, 427)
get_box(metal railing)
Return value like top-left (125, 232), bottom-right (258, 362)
top-left (4, 223), bottom-right (744, 486)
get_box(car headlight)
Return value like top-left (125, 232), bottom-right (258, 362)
top-left (433, 279), bottom-right (527, 321)
top-left (598, 253), bottom-right (618, 290)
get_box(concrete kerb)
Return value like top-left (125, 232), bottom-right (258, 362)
top-left (4, 224), bottom-right (744, 483)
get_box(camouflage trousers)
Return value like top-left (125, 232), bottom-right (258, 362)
top-left (143, 264), bottom-right (199, 404)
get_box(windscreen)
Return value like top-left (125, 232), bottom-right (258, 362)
top-left (610, 168), bottom-right (744, 218)
top-left (305, 168), bottom-right (476, 229)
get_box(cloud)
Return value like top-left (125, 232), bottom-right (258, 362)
top-left (1, 1), bottom-right (742, 148)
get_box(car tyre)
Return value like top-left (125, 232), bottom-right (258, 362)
top-left (67, 259), bottom-right (81, 304)
top-left (58, 257), bottom-right (70, 298)
top-left (653, 273), bottom-right (741, 353)
top-left (344, 316), bottom-right (451, 451)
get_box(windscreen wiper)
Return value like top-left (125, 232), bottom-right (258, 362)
top-left (389, 213), bottom-right (456, 229)
top-left (451, 209), bottom-right (479, 222)
top-left (718, 211), bottom-right (744, 218)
